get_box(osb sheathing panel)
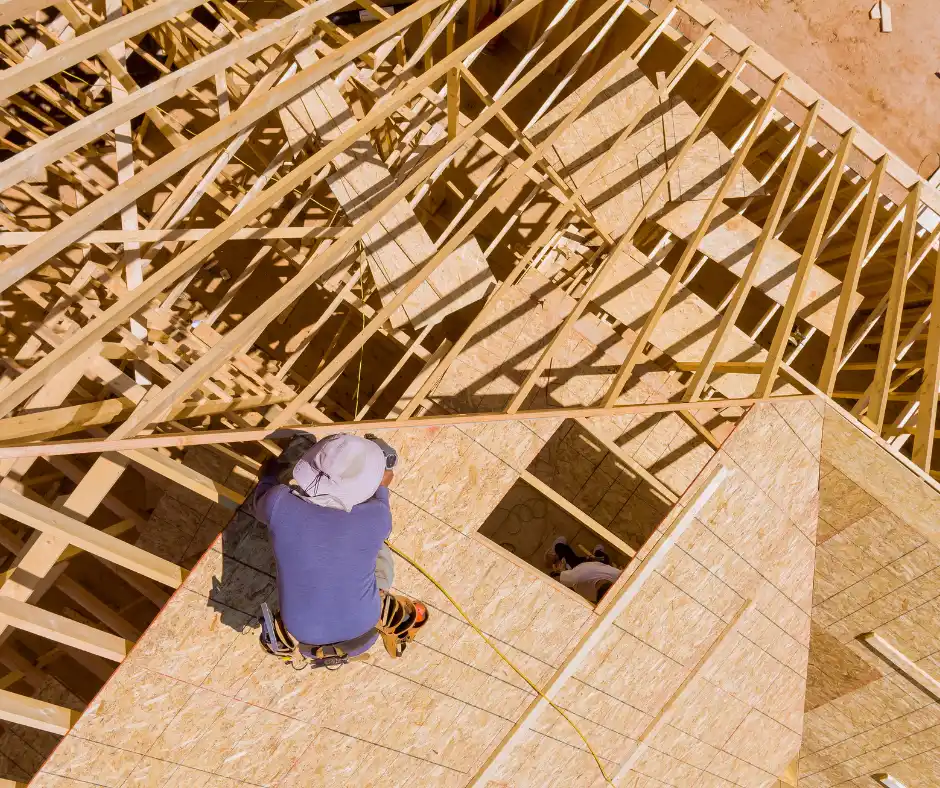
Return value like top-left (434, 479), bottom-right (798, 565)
top-left (478, 401), bottom-right (819, 787)
top-left (656, 200), bottom-right (863, 335)
top-left (280, 53), bottom-right (494, 329)
top-left (798, 675), bottom-right (938, 787)
top-left (812, 408), bottom-right (940, 651)
top-left (33, 424), bottom-right (596, 788)
top-left (821, 406), bottom-right (940, 546)
top-left (30, 402), bottom-right (819, 788)
top-left (798, 406), bottom-right (940, 788)
top-left (427, 266), bottom-right (716, 493)
top-left (528, 57), bottom-right (759, 241)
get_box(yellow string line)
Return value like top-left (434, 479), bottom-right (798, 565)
top-left (353, 249), bottom-right (366, 415)
top-left (385, 540), bottom-right (616, 786)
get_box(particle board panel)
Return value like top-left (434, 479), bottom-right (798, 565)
top-left (489, 404), bottom-right (818, 787)
top-left (32, 420), bottom-right (605, 788)
top-left (821, 405), bottom-right (940, 547)
top-left (280, 51), bottom-right (495, 329)
top-left (528, 56), bottom-right (760, 240)
top-left (804, 623), bottom-right (886, 712)
top-left (802, 403), bottom-right (940, 788)
top-left (593, 244), bottom-right (768, 399)
top-left (656, 199), bottom-right (864, 335)
top-left (29, 407), bottom-right (817, 788)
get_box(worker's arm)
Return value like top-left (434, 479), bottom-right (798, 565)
top-left (360, 473), bottom-right (393, 541)
top-left (556, 566), bottom-right (581, 590)
top-left (252, 456), bottom-right (289, 524)
top-left (368, 470), bottom-right (393, 505)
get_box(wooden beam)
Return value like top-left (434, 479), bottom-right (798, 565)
top-left (56, 575), bottom-right (141, 641)
top-left (269, 0), bottom-right (664, 430)
top-left (0, 488), bottom-right (187, 588)
top-left (817, 156), bottom-right (888, 394)
top-left (866, 185), bottom-right (923, 431)
top-left (0, 392), bottom-right (293, 443)
top-left (0, 687), bottom-right (80, 735)
top-left (685, 101), bottom-right (820, 402)
top-left (0, 395), bottom-right (819, 459)
top-left (605, 64), bottom-right (781, 407)
top-left (0, 0), bottom-right (208, 103)
top-left (912, 243), bottom-right (940, 469)
top-left (123, 449), bottom-right (244, 508)
top-left (0, 645), bottom-right (49, 691)
top-left (860, 631), bottom-right (940, 702)
top-left (755, 127), bottom-right (857, 397)
top-left (0, 597), bottom-right (130, 662)
top-left (50, 520), bottom-right (136, 565)
top-left (0, 0), bottom-right (454, 301)
top-left (0, 227), bottom-right (345, 246)
top-left (446, 23), bottom-right (460, 141)
top-left (519, 469), bottom-right (636, 558)
top-left (667, 0), bottom-right (940, 218)
top-left (0, 0), bottom-right (538, 420)
top-left (574, 418), bottom-right (679, 503)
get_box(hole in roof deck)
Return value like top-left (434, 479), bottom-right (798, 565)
top-left (475, 418), bottom-right (676, 606)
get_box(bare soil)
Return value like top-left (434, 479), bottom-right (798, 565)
top-left (702, 0), bottom-right (940, 177)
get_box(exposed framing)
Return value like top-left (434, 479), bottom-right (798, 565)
top-left (0, 0), bottom-right (936, 760)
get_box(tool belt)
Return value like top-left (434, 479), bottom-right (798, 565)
top-left (259, 591), bottom-right (428, 670)
top-left (377, 590), bottom-right (428, 658)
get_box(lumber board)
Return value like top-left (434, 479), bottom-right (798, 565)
top-left (594, 244), bottom-right (768, 399)
top-left (0, 395), bottom-right (817, 458)
top-left (0, 687), bottom-right (79, 735)
top-left (0, 0), bottom-right (538, 420)
top-left (818, 157), bottom-right (889, 394)
top-left (685, 102), bottom-right (822, 402)
top-left (528, 60), bottom-right (760, 241)
top-left (861, 632), bottom-right (940, 701)
top-left (0, 488), bottom-right (187, 588)
top-left (670, 0), bottom-right (940, 219)
top-left (866, 186), bottom-right (922, 430)
top-left (0, 0), bottom-right (453, 298)
top-left (518, 469), bottom-right (636, 557)
top-left (912, 244), bottom-right (940, 469)
top-left (0, 597), bottom-right (130, 662)
top-left (0, 227), bottom-right (344, 246)
top-left (0, 392), bottom-right (293, 443)
top-left (0, 0), bottom-right (207, 103)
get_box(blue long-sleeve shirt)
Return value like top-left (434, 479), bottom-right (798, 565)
top-left (253, 468), bottom-right (391, 649)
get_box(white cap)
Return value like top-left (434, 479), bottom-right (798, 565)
top-left (291, 434), bottom-right (386, 512)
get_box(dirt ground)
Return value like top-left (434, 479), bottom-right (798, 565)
top-left (702, 0), bottom-right (939, 178)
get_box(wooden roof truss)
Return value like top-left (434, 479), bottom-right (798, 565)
top-left (0, 0), bottom-right (936, 752)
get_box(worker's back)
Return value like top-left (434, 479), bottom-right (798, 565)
top-left (254, 482), bottom-right (392, 646)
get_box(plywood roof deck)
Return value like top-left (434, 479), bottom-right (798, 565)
top-left (0, 0), bottom-right (937, 784)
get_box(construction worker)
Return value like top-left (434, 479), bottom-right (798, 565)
top-left (547, 536), bottom-right (619, 604)
top-left (253, 434), bottom-right (427, 669)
